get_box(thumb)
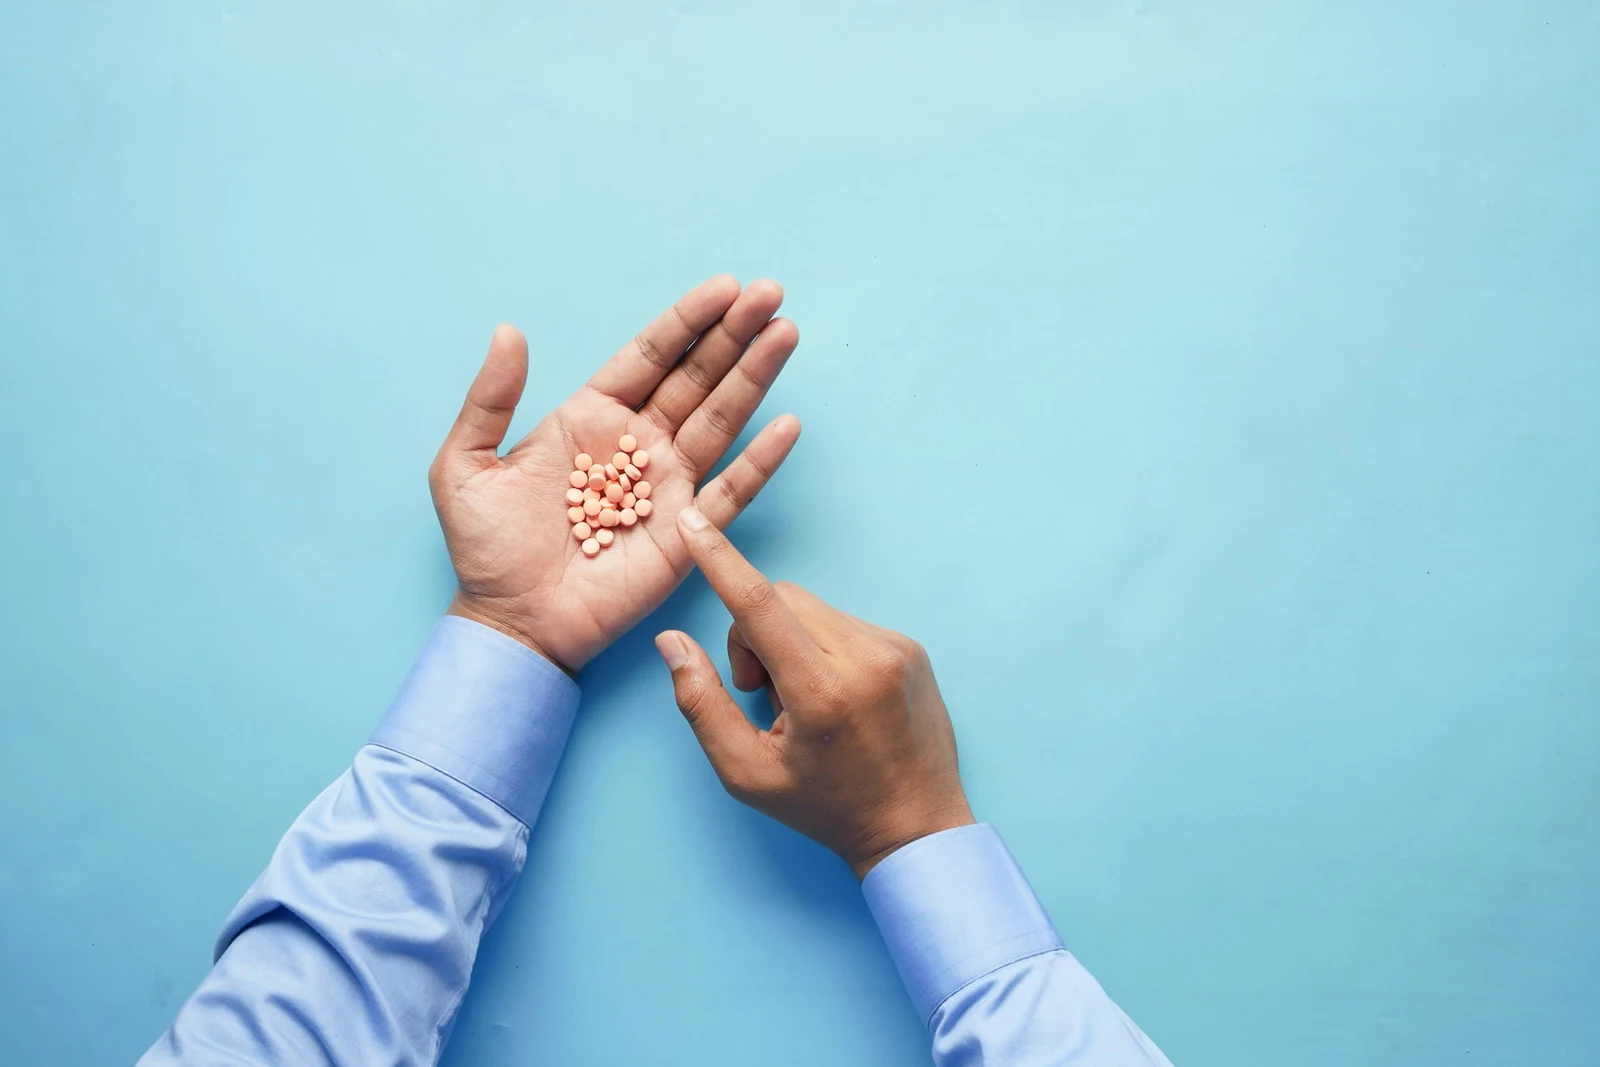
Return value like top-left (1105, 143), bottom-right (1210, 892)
top-left (656, 630), bottom-right (775, 801)
top-left (437, 324), bottom-right (528, 476)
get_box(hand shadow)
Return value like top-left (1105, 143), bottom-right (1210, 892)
top-left (571, 511), bottom-right (871, 927)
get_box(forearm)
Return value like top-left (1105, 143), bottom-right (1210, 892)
top-left (865, 825), bottom-right (1172, 1067)
top-left (141, 617), bottom-right (579, 1066)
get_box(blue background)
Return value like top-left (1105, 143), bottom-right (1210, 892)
top-left (2, 2), bottom-right (1597, 1064)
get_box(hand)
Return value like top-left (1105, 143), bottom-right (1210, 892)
top-left (655, 507), bottom-right (976, 878)
top-left (430, 276), bottom-right (802, 673)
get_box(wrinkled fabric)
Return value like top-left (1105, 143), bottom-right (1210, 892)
top-left (142, 618), bottom-right (1168, 1065)
top-left (865, 824), bottom-right (1172, 1066)
top-left (140, 618), bottom-right (578, 1066)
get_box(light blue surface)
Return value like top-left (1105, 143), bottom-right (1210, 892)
top-left (1, 2), bottom-right (1596, 1064)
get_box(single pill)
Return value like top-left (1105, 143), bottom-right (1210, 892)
top-left (625, 463), bottom-right (642, 480)
top-left (572, 522), bottom-right (593, 541)
top-left (618, 473), bottom-right (631, 491)
top-left (622, 492), bottom-right (636, 508)
top-left (567, 506), bottom-right (586, 524)
top-left (619, 434), bottom-right (637, 452)
top-left (568, 470), bottom-right (588, 489)
top-left (604, 482), bottom-right (624, 503)
top-left (574, 453), bottom-right (593, 471)
top-left (619, 507), bottom-right (637, 527)
top-left (583, 498), bottom-right (602, 517)
top-left (595, 528), bottom-right (615, 547)
top-left (633, 480), bottom-right (652, 500)
top-left (604, 463), bottom-right (619, 480)
top-left (598, 508), bottom-right (620, 527)
top-left (589, 463), bottom-right (604, 475)
top-left (581, 537), bottom-right (600, 558)
top-left (631, 449), bottom-right (650, 470)
top-left (612, 452), bottom-right (631, 469)
top-left (634, 498), bottom-right (653, 518)
top-left (583, 487), bottom-right (600, 502)
top-left (565, 487), bottom-right (585, 505)
top-left (587, 472), bottom-right (607, 490)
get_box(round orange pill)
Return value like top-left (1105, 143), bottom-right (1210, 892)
top-left (583, 498), bottom-right (602, 517)
top-left (619, 507), bottom-right (637, 527)
top-left (604, 482), bottom-right (624, 503)
top-left (631, 449), bottom-right (650, 470)
top-left (574, 453), bottom-right (593, 471)
top-left (567, 506), bottom-right (585, 523)
top-left (617, 473), bottom-right (631, 491)
top-left (598, 508), bottom-right (619, 528)
top-left (583, 487), bottom-right (599, 502)
top-left (619, 434), bottom-right (637, 453)
top-left (568, 470), bottom-right (588, 489)
top-left (633, 480), bottom-right (651, 500)
top-left (587, 472), bottom-right (607, 491)
top-left (624, 463), bottom-right (642, 480)
top-left (595, 528), bottom-right (615, 547)
top-left (621, 492), bottom-right (636, 509)
top-left (611, 452), bottom-right (630, 469)
top-left (604, 463), bottom-right (619, 480)
top-left (572, 522), bottom-right (593, 541)
top-left (634, 498), bottom-right (653, 518)
top-left (581, 537), bottom-right (600, 558)
top-left (565, 487), bottom-right (585, 505)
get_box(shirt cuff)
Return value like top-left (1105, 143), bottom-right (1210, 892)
top-left (862, 823), bottom-right (1064, 1024)
top-left (367, 616), bottom-right (581, 826)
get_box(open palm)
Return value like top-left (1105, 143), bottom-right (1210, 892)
top-left (428, 276), bottom-right (801, 672)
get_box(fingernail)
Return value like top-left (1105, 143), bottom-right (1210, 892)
top-left (655, 631), bottom-right (691, 670)
top-left (679, 505), bottom-right (710, 532)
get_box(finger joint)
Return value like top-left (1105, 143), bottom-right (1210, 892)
top-left (737, 578), bottom-right (780, 615)
top-left (635, 331), bottom-right (676, 371)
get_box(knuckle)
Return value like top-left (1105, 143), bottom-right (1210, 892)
top-left (808, 677), bottom-right (854, 722)
top-left (426, 455), bottom-right (453, 500)
top-left (635, 332), bottom-right (672, 370)
top-left (732, 358), bottom-right (767, 392)
top-left (896, 635), bottom-right (929, 665)
top-left (718, 765), bottom-right (760, 803)
top-left (681, 356), bottom-right (719, 392)
top-left (699, 403), bottom-right (740, 440)
top-left (675, 678), bottom-right (713, 724)
top-left (740, 444), bottom-right (776, 480)
top-left (859, 643), bottom-right (911, 697)
top-left (716, 474), bottom-right (749, 513)
top-left (698, 535), bottom-right (731, 566)
top-left (736, 578), bottom-right (779, 615)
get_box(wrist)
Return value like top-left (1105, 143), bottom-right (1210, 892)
top-left (847, 792), bottom-right (976, 880)
top-left (447, 592), bottom-right (575, 678)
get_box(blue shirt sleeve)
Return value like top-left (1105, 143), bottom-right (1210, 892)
top-left (863, 824), bottom-right (1173, 1066)
top-left (140, 616), bottom-right (580, 1066)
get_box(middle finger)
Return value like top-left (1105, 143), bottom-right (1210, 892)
top-left (638, 279), bottom-right (784, 432)
top-left (728, 622), bottom-right (770, 693)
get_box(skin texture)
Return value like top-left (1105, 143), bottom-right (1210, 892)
top-left (430, 275), bottom-right (802, 673)
top-left (657, 507), bottom-right (977, 879)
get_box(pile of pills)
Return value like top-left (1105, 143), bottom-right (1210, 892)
top-left (564, 434), bottom-right (654, 558)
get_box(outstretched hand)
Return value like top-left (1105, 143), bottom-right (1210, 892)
top-left (429, 276), bottom-right (802, 673)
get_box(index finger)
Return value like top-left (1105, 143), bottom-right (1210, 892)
top-left (586, 275), bottom-right (742, 409)
top-left (676, 506), bottom-right (820, 682)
